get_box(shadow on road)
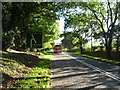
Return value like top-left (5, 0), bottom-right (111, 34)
top-left (51, 53), bottom-right (120, 89)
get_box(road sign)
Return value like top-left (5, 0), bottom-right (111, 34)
top-left (26, 31), bottom-right (42, 48)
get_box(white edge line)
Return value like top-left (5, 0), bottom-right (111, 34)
top-left (70, 56), bottom-right (120, 82)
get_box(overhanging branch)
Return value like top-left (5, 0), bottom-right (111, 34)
top-left (86, 5), bottom-right (106, 37)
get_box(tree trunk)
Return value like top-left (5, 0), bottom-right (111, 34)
top-left (106, 44), bottom-right (112, 59)
top-left (91, 34), bottom-right (93, 52)
top-left (79, 41), bottom-right (83, 53)
top-left (80, 44), bottom-right (83, 53)
top-left (116, 36), bottom-right (120, 53)
top-left (105, 36), bottom-right (112, 59)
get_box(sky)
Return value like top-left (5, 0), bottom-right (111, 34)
top-left (54, 17), bottom-right (64, 45)
top-left (54, 17), bottom-right (75, 45)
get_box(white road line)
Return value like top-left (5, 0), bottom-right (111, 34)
top-left (69, 56), bottom-right (120, 82)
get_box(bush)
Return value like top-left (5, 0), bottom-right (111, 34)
top-left (92, 46), bottom-right (98, 52)
top-left (99, 45), bottom-right (104, 51)
top-left (84, 47), bottom-right (91, 52)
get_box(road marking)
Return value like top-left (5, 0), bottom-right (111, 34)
top-left (69, 56), bottom-right (120, 82)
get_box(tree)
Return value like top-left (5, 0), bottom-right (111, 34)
top-left (58, 2), bottom-right (119, 58)
top-left (2, 2), bottom-right (39, 51)
top-left (63, 7), bottom-right (91, 53)
top-left (81, 1), bottom-right (119, 58)
top-left (113, 24), bottom-right (120, 52)
top-left (62, 32), bottom-right (74, 51)
top-left (72, 30), bottom-right (88, 53)
top-left (2, 2), bottom-right (60, 51)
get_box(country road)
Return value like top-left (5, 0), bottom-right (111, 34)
top-left (51, 52), bottom-right (120, 89)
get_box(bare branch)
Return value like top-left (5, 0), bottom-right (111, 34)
top-left (106, 2), bottom-right (110, 30)
top-left (107, 0), bottom-right (113, 23)
top-left (100, 8), bottom-right (107, 23)
top-left (86, 5), bottom-right (106, 34)
top-left (109, 2), bottom-right (119, 31)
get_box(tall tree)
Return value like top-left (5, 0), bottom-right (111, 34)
top-left (2, 2), bottom-right (60, 51)
top-left (113, 25), bottom-right (120, 52)
top-left (84, 1), bottom-right (119, 58)
top-left (58, 2), bottom-right (119, 58)
top-left (2, 2), bottom-right (39, 51)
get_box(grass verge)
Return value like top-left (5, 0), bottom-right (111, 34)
top-left (1, 50), bottom-right (52, 89)
top-left (69, 52), bottom-right (120, 65)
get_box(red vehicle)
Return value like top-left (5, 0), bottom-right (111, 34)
top-left (53, 45), bottom-right (62, 53)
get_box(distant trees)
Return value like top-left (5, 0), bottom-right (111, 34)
top-left (62, 6), bottom-right (90, 53)
top-left (62, 30), bottom-right (88, 53)
top-left (62, 32), bottom-right (74, 51)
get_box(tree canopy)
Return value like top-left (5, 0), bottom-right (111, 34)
top-left (2, 2), bottom-right (120, 59)
top-left (2, 2), bottom-right (60, 51)
top-left (60, 1), bottom-right (120, 58)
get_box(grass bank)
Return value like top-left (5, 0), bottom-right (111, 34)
top-left (69, 52), bottom-right (120, 65)
top-left (1, 50), bottom-right (52, 89)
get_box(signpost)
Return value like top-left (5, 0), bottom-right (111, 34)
top-left (26, 31), bottom-right (42, 50)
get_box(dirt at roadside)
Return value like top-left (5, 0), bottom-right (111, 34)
top-left (1, 50), bottom-right (43, 88)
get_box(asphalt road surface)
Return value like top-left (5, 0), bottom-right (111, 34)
top-left (51, 52), bottom-right (120, 89)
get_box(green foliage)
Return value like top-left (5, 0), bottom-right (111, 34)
top-left (113, 24), bottom-right (120, 52)
top-left (84, 47), bottom-right (91, 52)
top-left (42, 22), bottom-right (60, 46)
top-left (90, 45), bottom-right (105, 52)
top-left (62, 30), bottom-right (88, 53)
top-left (2, 2), bottom-right (60, 51)
top-left (99, 45), bottom-right (104, 51)
top-left (2, 2), bottom-right (38, 50)
top-left (91, 46), bottom-right (98, 52)
top-left (62, 32), bottom-right (74, 51)
top-left (60, 2), bottom-right (119, 58)
top-left (16, 65), bottom-right (51, 88)
top-left (72, 37), bottom-right (79, 44)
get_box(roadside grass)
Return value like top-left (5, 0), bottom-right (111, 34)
top-left (69, 52), bottom-right (120, 65)
top-left (1, 50), bottom-right (52, 89)
top-left (41, 51), bottom-right (53, 55)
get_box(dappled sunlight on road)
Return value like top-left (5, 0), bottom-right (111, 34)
top-left (51, 52), bottom-right (120, 89)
